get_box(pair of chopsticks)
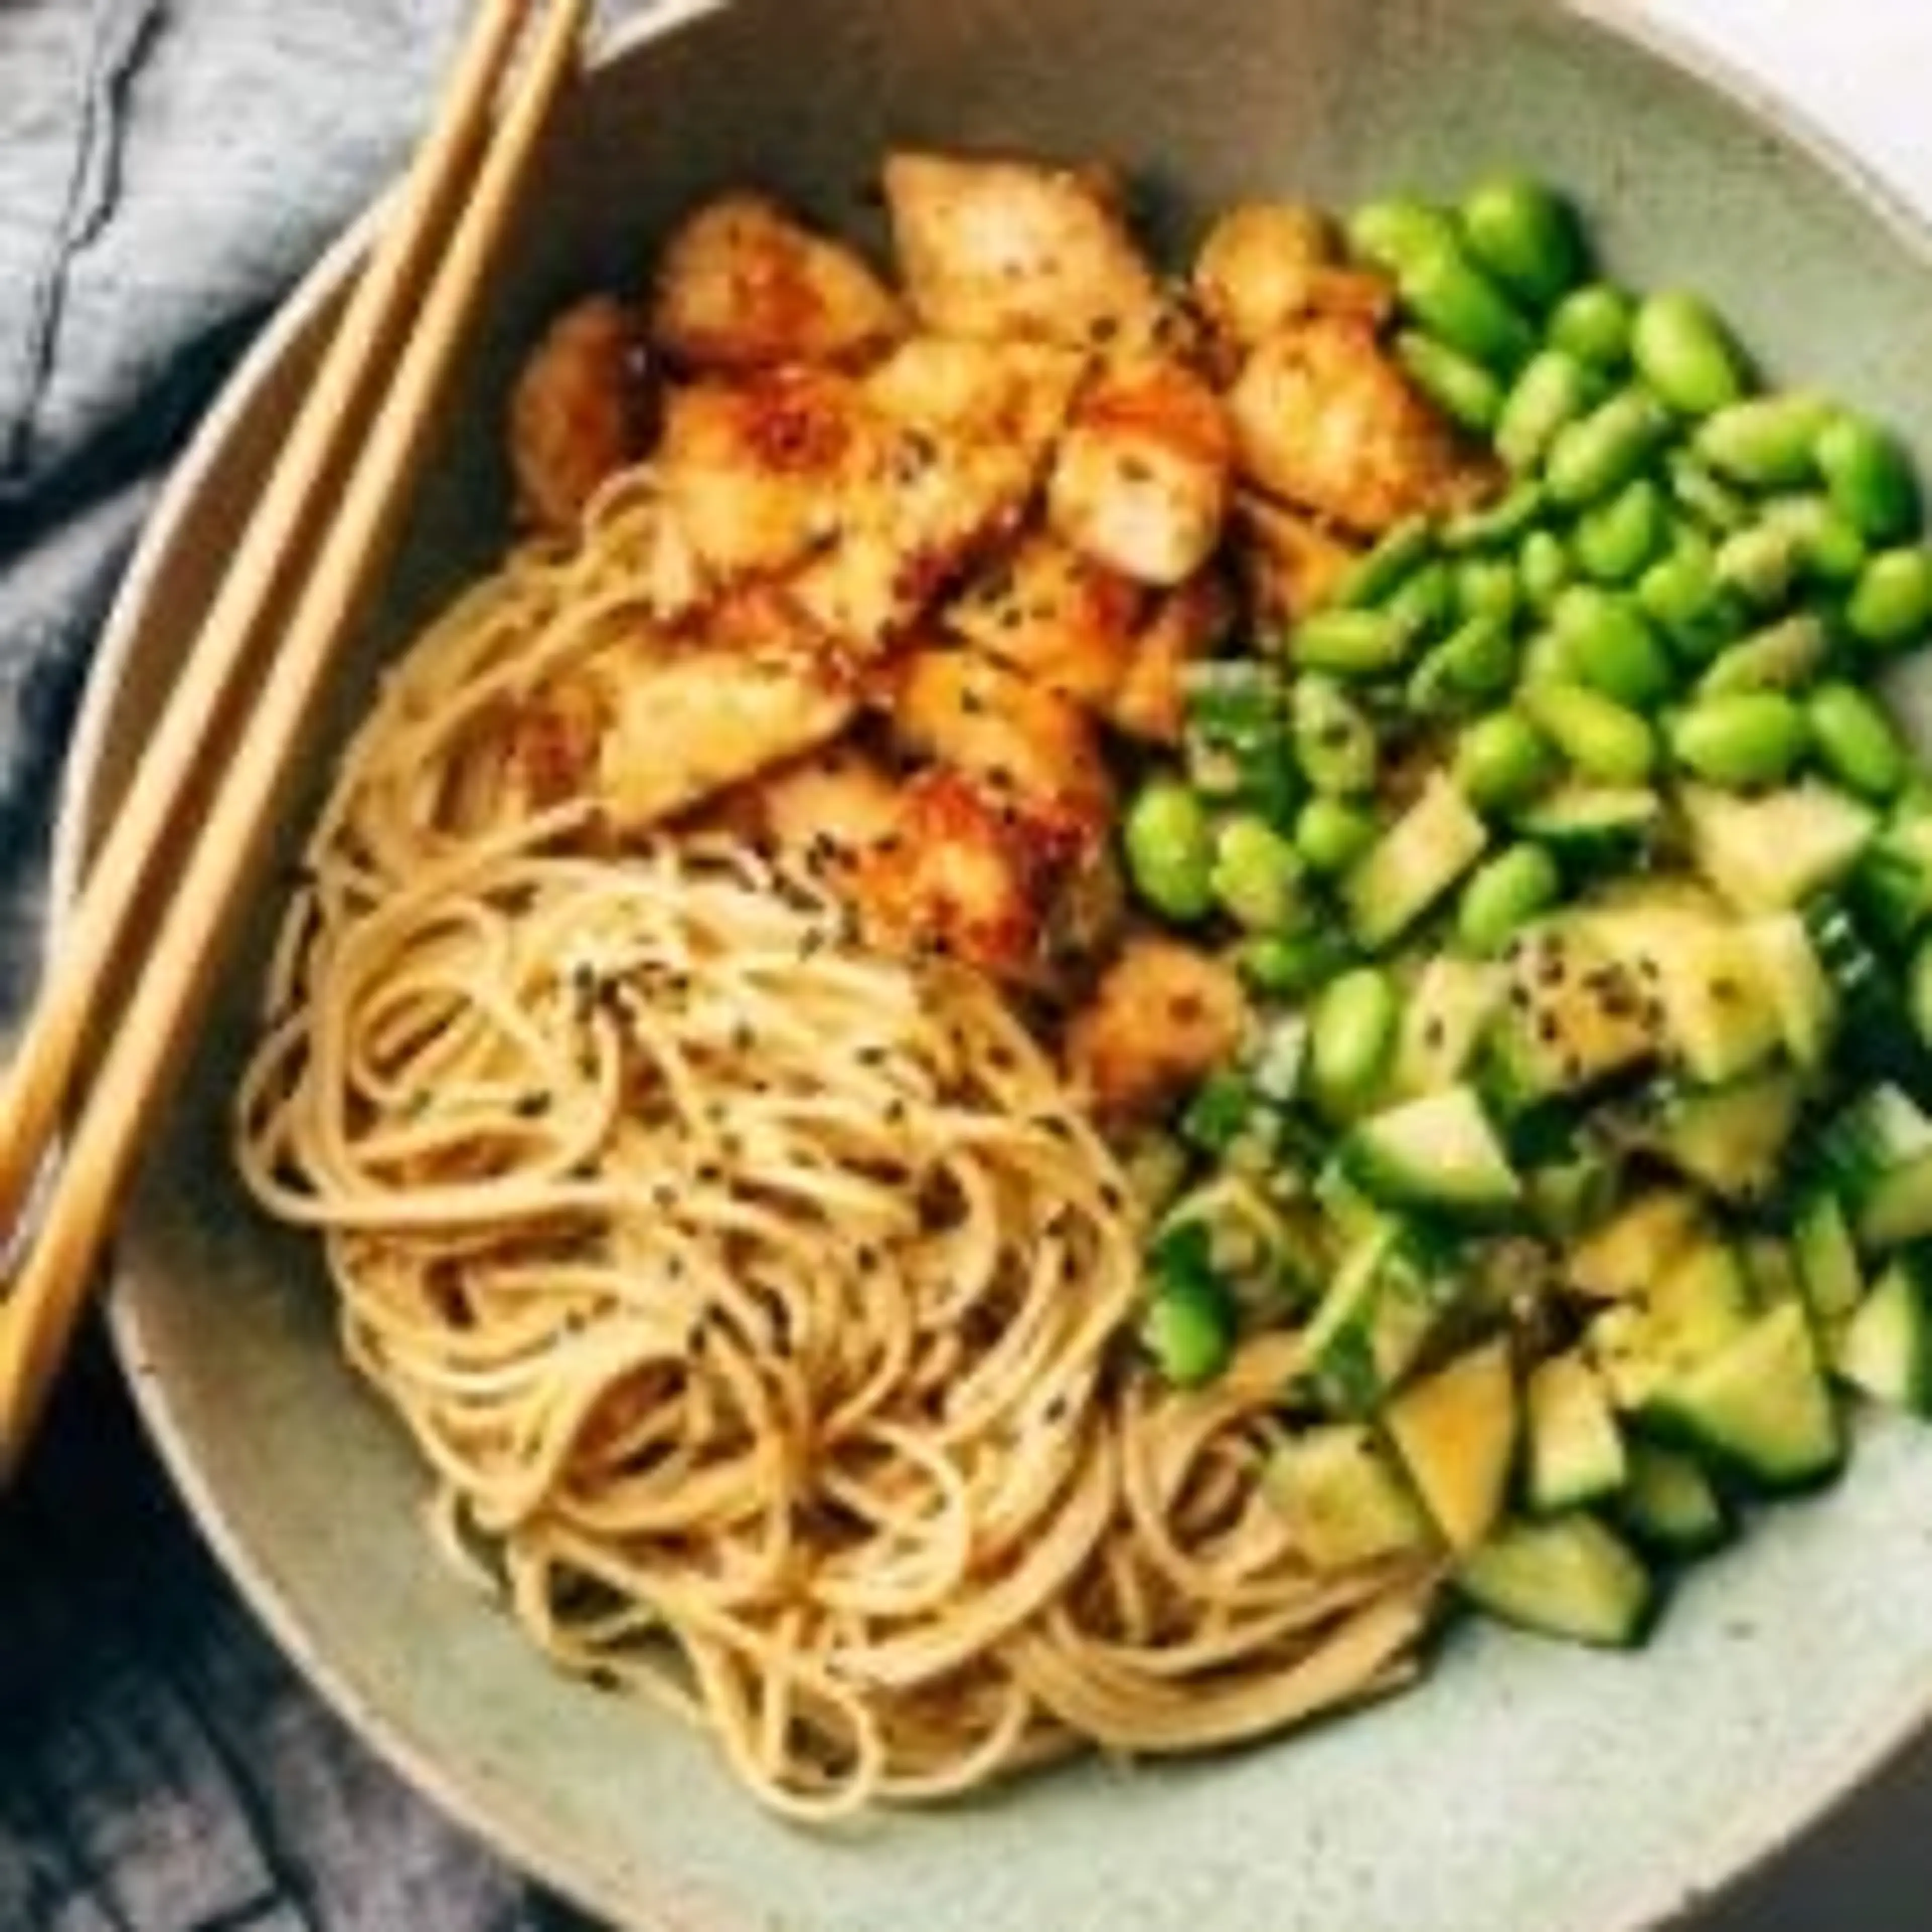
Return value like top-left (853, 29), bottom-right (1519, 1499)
top-left (0, 0), bottom-right (590, 1480)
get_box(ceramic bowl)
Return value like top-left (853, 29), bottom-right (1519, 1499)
top-left (57, 1), bottom-right (1932, 1927)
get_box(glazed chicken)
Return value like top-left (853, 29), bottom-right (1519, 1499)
top-left (498, 150), bottom-right (1488, 1000)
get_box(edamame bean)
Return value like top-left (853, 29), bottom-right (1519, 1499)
top-left (1631, 290), bottom-right (1748, 417)
top-left (1292, 607), bottom-right (1415, 676)
top-left (1140, 1275), bottom-right (1235, 1389)
top-left (1337, 515), bottom-right (1434, 608)
top-left (1815, 412), bottom-right (1921, 544)
top-left (1347, 198), bottom-right (1459, 274)
top-left (1396, 331), bottom-right (1505, 433)
top-left (1295, 796), bottom-right (1381, 874)
top-left (1292, 674), bottom-right (1380, 795)
top-left (1122, 779), bottom-right (1216, 920)
top-left (1668, 691), bottom-right (1810, 788)
top-left (1909, 933), bottom-right (1932, 1049)
top-left (1807, 681), bottom-right (1909, 799)
top-left (1638, 529), bottom-right (1738, 662)
top-left (1454, 709), bottom-right (1562, 812)
top-left (1455, 553), bottom-right (1521, 626)
top-left (1441, 478), bottom-right (1546, 550)
top-left (1310, 966), bottom-right (1399, 1113)
top-left (1381, 558), bottom-right (1456, 641)
top-left (1239, 930), bottom-right (1353, 997)
top-left (1518, 527), bottom-right (1572, 614)
top-left (1211, 816), bottom-right (1310, 933)
top-left (1762, 493), bottom-right (1867, 585)
top-left (1544, 389), bottom-right (1671, 508)
top-left (1396, 241), bottom-right (1539, 372)
top-left (1495, 347), bottom-right (1596, 473)
top-left (1846, 546), bottom-right (1932, 651)
top-left (1519, 625), bottom-right (1580, 686)
top-left (1549, 281), bottom-right (1635, 370)
top-left (1695, 391), bottom-right (1835, 490)
top-left (1666, 448), bottom-right (1753, 532)
top-left (1552, 584), bottom-right (1675, 704)
top-left (1571, 476), bottom-right (1669, 585)
top-left (1457, 843), bottom-right (1564, 954)
top-left (1697, 614), bottom-right (1829, 696)
top-left (1460, 175), bottom-right (1586, 308)
top-left (1521, 681), bottom-right (1658, 783)
top-left (1713, 521), bottom-right (1802, 609)
top-left (1408, 612), bottom-right (1517, 715)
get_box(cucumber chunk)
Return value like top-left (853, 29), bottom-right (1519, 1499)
top-left (1817, 1084), bottom-right (1932, 1252)
top-left (1743, 913), bottom-right (1838, 1070)
top-left (1342, 1085), bottom-right (1521, 1220)
top-left (1618, 1442), bottom-right (1732, 1559)
top-left (1392, 956), bottom-right (1506, 1096)
top-left (1343, 773), bottom-right (1490, 951)
top-left (1645, 1300), bottom-right (1845, 1492)
top-left (1589, 1236), bottom-right (1754, 1410)
top-left (1262, 1423), bottom-right (1439, 1569)
top-left (1833, 1253), bottom-right (1932, 1416)
top-left (1524, 1350), bottom-right (1628, 1513)
top-left (1567, 1187), bottom-right (1705, 1300)
top-left (1484, 921), bottom-right (1660, 1105)
top-left (1457, 1513), bottom-right (1658, 1647)
top-left (1792, 1184), bottom-right (1866, 1325)
top-left (1302, 1222), bottom-right (1451, 1414)
top-left (1385, 1337), bottom-right (1519, 1553)
top-left (1513, 784), bottom-right (1661, 862)
top-left (1637, 1066), bottom-right (1804, 1205)
top-left (1681, 781), bottom-right (1877, 912)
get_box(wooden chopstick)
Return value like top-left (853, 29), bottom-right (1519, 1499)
top-left (0, 0), bottom-right (589, 1479)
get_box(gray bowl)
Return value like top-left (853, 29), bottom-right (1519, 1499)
top-left (57, 2), bottom-right (1932, 1928)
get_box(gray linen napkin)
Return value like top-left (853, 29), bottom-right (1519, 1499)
top-left (0, 4), bottom-right (606, 1925)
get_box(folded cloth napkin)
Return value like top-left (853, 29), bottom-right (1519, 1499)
top-left (0, 4), bottom-right (612, 1926)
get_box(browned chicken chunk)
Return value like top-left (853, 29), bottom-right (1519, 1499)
top-left (946, 533), bottom-right (1146, 705)
top-left (1064, 937), bottom-right (1249, 1124)
top-left (1192, 203), bottom-right (1392, 352)
top-left (1105, 569), bottom-right (1237, 745)
top-left (649, 190), bottom-right (905, 372)
top-left (508, 296), bottom-right (652, 533)
top-left (882, 151), bottom-right (1160, 347)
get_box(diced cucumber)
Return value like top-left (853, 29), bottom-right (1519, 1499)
top-left (1524, 1350), bottom-right (1628, 1513)
top-left (1457, 1512), bottom-right (1658, 1647)
top-left (1484, 922), bottom-right (1660, 1105)
top-left (1248, 1014), bottom-right (1311, 1105)
top-left (1833, 1253), bottom-right (1932, 1416)
top-left (1513, 784), bottom-right (1662, 863)
top-left (1681, 781), bottom-right (1877, 912)
top-left (1792, 1184), bottom-right (1866, 1326)
top-left (1261, 1423), bottom-right (1439, 1569)
top-left (1567, 1187), bottom-right (1705, 1300)
top-left (1590, 1236), bottom-right (1755, 1410)
top-left (1392, 956), bottom-right (1506, 1096)
top-left (1157, 1174), bottom-right (1322, 1313)
top-left (1343, 773), bottom-right (1490, 952)
top-left (1384, 1337), bottom-right (1519, 1553)
top-left (1743, 914), bottom-right (1837, 1071)
top-left (1341, 1085), bottom-right (1521, 1221)
top-left (1302, 1222), bottom-right (1452, 1414)
top-left (1637, 1066), bottom-right (1804, 1205)
top-left (1618, 1441), bottom-right (1732, 1559)
top-left (1740, 1232), bottom-right (1804, 1311)
top-left (1645, 1300), bottom-right (1845, 1492)
top-left (1524, 1143), bottom-right (1622, 1241)
top-left (1816, 1084), bottom-right (1932, 1252)
top-left (1851, 810), bottom-right (1932, 946)
top-left (1803, 897), bottom-right (1932, 1095)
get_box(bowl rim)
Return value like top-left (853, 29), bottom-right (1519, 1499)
top-left (54, 4), bottom-right (1932, 1928)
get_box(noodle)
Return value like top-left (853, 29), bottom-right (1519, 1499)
top-left (233, 476), bottom-right (1440, 1822)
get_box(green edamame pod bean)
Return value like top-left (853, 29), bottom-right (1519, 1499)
top-left (1456, 843), bottom-right (1563, 955)
top-left (1122, 779), bottom-right (1217, 921)
top-left (1762, 493), bottom-right (1867, 585)
top-left (1521, 681), bottom-right (1658, 783)
top-left (1638, 529), bottom-right (1748, 664)
top-left (1807, 681), bottom-right (1909, 799)
top-left (1495, 347), bottom-right (1596, 473)
top-left (1454, 709), bottom-right (1562, 812)
top-left (1815, 411), bottom-right (1922, 543)
top-left (1548, 281), bottom-right (1635, 371)
top-left (1697, 614), bottom-right (1830, 697)
top-left (1544, 389), bottom-right (1671, 508)
top-left (1408, 612), bottom-right (1517, 716)
top-left (1459, 175), bottom-right (1586, 309)
top-left (1518, 528), bottom-right (1572, 614)
top-left (1668, 691), bottom-right (1810, 788)
top-left (1909, 934), bottom-right (1932, 1049)
top-left (1347, 198), bottom-right (1459, 274)
top-left (1210, 816), bottom-right (1310, 933)
top-left (1292, 674), bottom-right (1380, 796)
top-left (1440, 478), bottom-right (1546, 550)
top-left (1631, 290), bottom-right (1749, 417)
top-left (1310, 965), bottom-right (1398, 1111)
top-left (1381, 559), bottom-right (1456, 642)
top-left (1695, 391), bottom-right (1835, 490)
top-left (1292, 607), bottom-right (1415, 676)
top-left (1552, 584), bottom-right (1675, 705)
top-left (1239, 930), bottom-right (1354, 998)
top-left (1455, 554), bottom-right (1521, 626)
top-left (1519, 625), bottom-right (1580, 687)
top-left (1667, 448), bottom-right (1753, 533)
top-left (1571, 476), bottom-right (1670, 585)
top-left (1714, 521), bottom-right (1804, 610)
top-left (1294, 796), bottom-right (1381, 875)
top-left (1395, 331), bottom-right (1505, 433)
top-left (1846, 547), bottom-right (1932, 652)
top-left (1395, 242), bottom-right (1538, 372)
top-left (1337, 515), bottom-right (1434, 608)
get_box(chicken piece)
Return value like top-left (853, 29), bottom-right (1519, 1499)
top-left (855, 766), bottom-right (1119, 985)
top-left (649, 190), bottom-right (905, 372)
top-left (1046, 356), bottom-right (1233, 586)
top-left (787, 337), bottom-right (1085, 653)
top-left (656, 365), bottom-right (870, 578)
top-left (1227, 313), bottom-right (1477, 534)
top-left (508, 296), bottom-right (653, 533)
top-left (883, 151), bottom-right (1160, 347)
top-left (1192, 203), bottom-right (1392, 351)
top-left (1064, 937), bottom-right (1249, 1125)
top-left (739, 743), bottom-right (902, 891)
top-left (1105, 568), bottom-right (1237, 745)
top-left (1234, 491), bottom-right (1360, 633)
top-left (946, 533), bottom-right (1146, 705)
top-left (886, 646), bottom-right (1113, 823)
